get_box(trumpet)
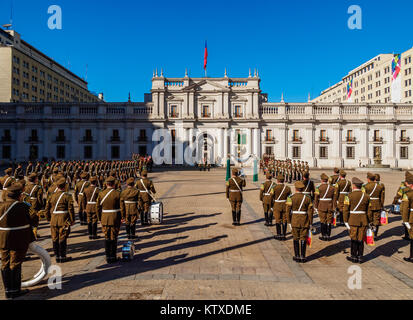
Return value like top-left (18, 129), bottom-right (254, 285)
top-left (22, 242), bottom-right (51, 288)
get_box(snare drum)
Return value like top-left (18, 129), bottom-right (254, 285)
top-left (121, 241), bottom-right (135, 261)
top-left (150, 202), bottom-right (164, 224)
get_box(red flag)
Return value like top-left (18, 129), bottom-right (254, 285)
top-left (204, 41), bottom-right (208, 70)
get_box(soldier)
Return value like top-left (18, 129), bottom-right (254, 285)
top-left (121, 177), bottom-right (140, 239)
top-left (74, 172), bottom-right (90, 225)
top-left (273, 174), bottom-right (292, 240)
top-left (96, 176), bottom-right (122, 263)
top-left (25, 162), bottom-right (34, 176)
top-left (83, 176), bottom-right (101, 240)
top-left (136, 171), bottom-right (156, 226)
top-left (0, 183), bottom-right (38, 299)
top-left (260, 173), bottom-right (275, 227)
top-left (226, 168), bottom-right (246, 226)
top-left (401, 174), bottom-right (413, 262)
top-left (329, 168), bottom-right (340, 186)
top-left (45, 178), bottom-right (75, 263)
top-left (314, 173), bottom-right (336, 241)
top-left (1, 168), bottom-right (15, 202)
top-left (23, 173), bottom-right (44, 239)
top-left (286, 181), bottom-right (314, 263)
top-left (362, 172), bottom-right (385, 238)
top-left (333, 170), bottom-right (351, 227)
top-left (343, 177), bottom-right (372, 264)
top-left (394, 172), bottom-right (411, 240)
top-left (13, 164), bottom-right (23, 179)
top-left (302, 172), bottom-right (315, 201)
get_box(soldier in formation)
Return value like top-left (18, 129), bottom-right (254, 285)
top-left (226, 168), bottom-right (246, 226)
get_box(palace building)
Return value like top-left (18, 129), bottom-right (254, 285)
top-left (1, 72), bottom-right (413, 169)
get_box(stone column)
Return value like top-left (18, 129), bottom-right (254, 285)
top-left (360, 125), bottom-right (369, 165)
top-left (247, 128), bottom-right (252, 157)
top-left (253, 92), bottom-right (259, 118)
top-left (223, 92), bottom-right (229, 117)
top-left (224, 128), bottom-right (229, 160)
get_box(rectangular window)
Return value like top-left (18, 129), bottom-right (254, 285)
top-left (202, 105), bottom-right (210, 118)
top-left (84, 146), bottom-right (92, 159)
top-left (265, 130), bottom-right (273, 142)
top-left (170, 105), bottom-right (178, 118)
top-left (320, 130), bottom-right (327, 142)
top-left (319, 146), bottom-right (328, 159)
top-left (139, 146), bottom-right (147, 155)
top-left (234, 105), bottom-right (242, 118)
top-left (373, 146), bottom-right (382, 159)
top-left (346, 146), bottom-right (355, 159)
top-left (56, 145), bottom-right (65, 159)
top-left (292, 146), bottom-right (301, 159)
top-left (85, 129), bottom-right (92, 141)
top-left (111, 146), bottom-right (120, 159)
top-left (401, 146), bottom-right (409, 159)
top-left (2, 145), bottom-right (11, 159)
top-left (292, 130), bottom-right (300, 142)
top-left (265, 146), bottom-right (273, 155)
top-left (374, 130), bottom-right (381, 142)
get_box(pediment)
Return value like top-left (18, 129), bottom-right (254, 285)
top-left (184, 80), bottom-right (230, 92)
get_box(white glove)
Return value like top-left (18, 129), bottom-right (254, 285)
top-left (344, 222), bottom-right (351, 230)
top-left (288, 223), bottom-right (292, 230)
top-left (405, 222), bottom-right (412, 230)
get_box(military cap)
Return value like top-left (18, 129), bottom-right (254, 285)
top-left (126, 177), bottom-right (135, 185)
top-left (6, 183), bottom-right (23, 197)
top-left (266, 173), bottom-right (273, 180)
top-left (333, 167), bottom-right (339, 173)
top-left (320, 173), bottom-right (329, 181)
top-left (56, 178), bottom-right (66, 189)
top-left (4, 168), bottom-right (12, 175)
top-left (81, 172), bottom-right (89, 179)
top-left (105, 176), bottom-right (115, 184)
top-left (339, 170), bottom-right (347, 177)
top-left (277, 174), bottom-right (285, 181)
top-left (375, 174), bottom-right (381, 181)
top-left (352, 177), bottom-right (364, 186)
top-left (28, 173), bottom-right (38, 182)
top-left (141, 171), bottom-right (148, 177)
top-left (89, 176), bottom-right (98, 183)
top-left (232, 168), bottom-right (238, 175)
top-left (406, 175), bottom-right (413, 185)
top-left (367, 172), bottom-right (375, 180)
top-left (295, 181), bottom-right (305, 189)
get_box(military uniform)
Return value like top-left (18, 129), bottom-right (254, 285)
top-left (362, 173), bottom-right (385, 238)
top-left (260, 173), bottom-right (275, 226)
top-left (343, 177), bottom-right (371, 263)
top-left (272, 175), bottom-right (291, 240)
top-left (333, 171), bottom-right (351, 226)
top-left (401, 175), bottom-right (413, 262)
top-left (82, 177), bottom-right (101, 239)
top-left (121, 178), bottom-right (140, 239)
top-left (301, 176), bottom-right (315, 201)
top-left (314, 174), bottom-right (336, 241)
top-left (96, 177), bottom-right (122, 263)
top-left (0, 168), bottom-right (15, 202)
top-left (22, 174), bottom-right (44, 238)
top-left (74, 173), bottom-right (90, 225)
top-left (45, 179), bottom-right (75, 263)
top-left (286, 181), bottom-right (313, 263)
top-left (0, 184), bottom-right (38, 299)
top-left (136, 173), bottom-right (156, 225)
top-left (226, 169), bottom-right (246, 225)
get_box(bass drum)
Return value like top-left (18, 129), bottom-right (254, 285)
top-left (22, 242), bottom-right (51, 288)
top-left (150, 202), bottom-right (163, 224)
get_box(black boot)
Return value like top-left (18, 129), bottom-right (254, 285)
top-left (326, 224), bottom-right (332, 241)
top-left (232, 211), bottom-right (237, 225)
top-left (282, 223), bottom-right (287, 240)
top-left (275, 224), bottom-right (281, 240)
top-left (10, 265), bottom-right (28, 299)
top-left (88, 223), bottom-right (93, 239)
top-left (140, 211), bottom-right (145, 226)
top-left (59, 240), bottom-right (72, 263)
top-left (264, 212), bottom-right (269, 226)
top-left (319, 223), bottom-right (326, 241)
top-left (131, 223), bottom-right (136, 240)
top-left (236, 211), bottom-right (241, 225)
top-left (53, 241), bottom-right (60, 263)
top-left (268, 212), bottom-right (274, 226)
top-left (105, 240), bottom-right (111, 263)
top-left (145, 212), bottom-right (151, 225)
top-left (1, 268), bottom-right (12, 299)
top-left (347, 240), bottom-right (357, 263)
top-left (92, 222), bottom-right (99, 239)
top-left (403, 226), bottom-right (410, 241)
top-left (357, 241), bottom-right (364, 264)
top-left (374, 226), bottom-right (380, 239)
top-left (125, 225), bottom-right (131, 239)
top-left (300, 240), bottom-right (307, 263)
top-left (403, 240), bottom-right (413, 263)
top-left (110, 240), bottom-right (119, 263)
top-left (293, 240), bottom-right (300, 262)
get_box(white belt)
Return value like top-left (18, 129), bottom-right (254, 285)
top-left (124, 201), bottom-right (137, 204)
top-left (275, 200), bottom-right (287, 203)
top-left (0, 224), bottom-right (30, 231)
top-left (292, 211), bottom-right (307, 214)
top-left (87, 202), bottom-right (97, 205)
top-left (230, 190), bottom-right (241, 192)
top-left (78, 193), bottom-right (84, 196)
top-left (398, 199), bottom-right (402, 203)
top-left (30, 197), bottom-right (36, 200)
top-left (340, 192), bottom-right (349, 194)
top-left (302, 192), bottom-right (310, 195)
top-left (410, 209), bottom-right (413, 212)
top-left (3, 188), bottom-right (7, 190)
top-left (102, 209), bottom-right (121, 213)
top-left (139, 191), bottom-right (148, 193)
top-left (264, 193), bottom-right (271, 196)
top-left (350, 211), bottom-right (366, 214)
top-left (320, 198), bottom-right (332, 201)
top-left (53, 211), bottom-right (68, 214)
top-left (370, 198), bottom-right (380, 200)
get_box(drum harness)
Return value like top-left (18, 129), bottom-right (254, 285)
top-left (0, 201), bottom-right (30, 231)
top-left (139, 179), bottom-right (156, 202)
top-left (100, 189), bottom-right (121, 213)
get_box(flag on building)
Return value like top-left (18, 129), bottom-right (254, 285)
top-left (391, 54), bottom-right (402, 103)
top-left (204, 41), bottom-right (208, 71)
top-left (346, 78), bottom-right (353, 102)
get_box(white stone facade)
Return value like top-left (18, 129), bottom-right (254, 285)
top-left (0, 75), bottom-right (413, 169)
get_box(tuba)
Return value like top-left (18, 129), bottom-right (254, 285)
top-left (21, 242), bottom-right (51, 288)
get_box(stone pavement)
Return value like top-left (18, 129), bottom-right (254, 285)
top-left (3, 168), bottom-right (413, 300)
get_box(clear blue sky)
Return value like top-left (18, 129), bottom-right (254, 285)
top-left (1, 0), bottom-right (412, 102)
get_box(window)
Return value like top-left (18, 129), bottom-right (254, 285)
top-left (374, 130), bottom-right (381, 142)
top-left (29, 145), bottom-right (38, 160)
top-left (319, 146), bottom-right (328, 159)
top-left (30, 129), bottom-right (38, 142)
top-left (84, 146), bottom-right (92, 159)
top-left (170, 105), bottom-right (178, 118)
top-left (405, 68), bottom-right (412, 76)
top-left (373, 146), bottom-right (382, 159)
top-left (2, 145), bottom-right (11, 159)
top-left (139, 146), bottom-right (147, 155)
top-left (292, 146), bottom-right (301, 159)
top-left (112, 129), bottom-right (120, 141)
top-left (57, 145), bottom-right (65, 159)
top-left (265, 130), bottom-right (273, 142)
top-left (265, 146), bottom-right (273, 155)
top-left (401, 146), bottom-right (409, 159)
top-left (202, 105), bottom-right (210, 118)
top-left (57, 129), bottom-right (65, 142)
top-left (85, 129), bottom-right (93, 141)
top-left (234, 105), bottom-right (242, 118)
top-left (320, 130), bottom-right (327, 142)
top-left (346, 146), bottom-right (355, 159)
top-left (111, 146), bottom-right (120, 159)
top-left (292, 130), bottom-right (300, 142)
top-left (401, 130), bottom-right (407, 141)
top-left (139, 129), bottom-right (146, 141)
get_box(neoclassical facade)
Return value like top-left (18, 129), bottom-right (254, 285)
top-left (0, 74), bottom-right (412, 169)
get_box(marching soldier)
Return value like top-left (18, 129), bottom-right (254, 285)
top-left (273, 174), bottom-right (291, 240)
top-left (343, 177), bottom-right (371, 264)
top-left (286, 181), bottom-right (314, 263)
top-left (83, 176), bottom-right (101, 239)
top-left (226, 168), bottom-right (246, 226)
top-left (96, 176), bottom-right (122, 263)
top-left (401, 174), bottom-right (413, 262)
top-left (333, 170), bottom-right (351, 227)
top-left (121, 177), bottom-right (140, 239)
top-left (13, 164), bottom-right (23, 179)
top-left (260, 173), bottom-right (275, 227)
top-left (302, 172), bottom-right (315, 200)
top-left (0, 183), bottom-right (39, 299)
top-left (362, 172), bottom-right (385, 238)
top-left (314, 173), bottom-right (336, 241)
top-left (74, 172), bottom-right (90, 226)
top-left (23, 173), bottom-right (44, 239)
top-left (394, 172), bottom-right (412, 240)
top-left (45, 178), bottom-right (75, 263)
top-left (136, 171), bottom-right (156, 226)
top-left (1, 168), bottom-right (15, 202)
top-left (329, 168), bottom-right (340, 186)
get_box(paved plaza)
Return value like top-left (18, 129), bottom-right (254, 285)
top-left (4, 168), bottom-right (413, 300)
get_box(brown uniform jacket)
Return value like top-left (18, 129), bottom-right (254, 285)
top-left (226, 176), bottom-right (246, 201)
top-left (96, 188), bottom-right (121, 225)
top-left (343, 190), bottom-right (371, 227)
top-left (333, 178), bottom-right (352, 208)
top-left (0, 199), bottom-right (38, 250)
top-left (301, 179), bottom-right (315, 199)
top-left (329, 175), bottom-right (339, 186)
top-left (23, 183), bottom-right (44, 211)
top-left (83, 184), bottom-right (101, 214)
top-left (74, 179), bottom-right (90, 204)
top-left (45, 190), bottom-right (75, 227)
top-left (260, 180), bottom-right (275, 204)
top-left (272, 184), bottom-right (292, 210)
top-left (314, 183), bottom-right (336, 211)
top-left (136, 178), bottom-right (156, 203)
top-left (362, 182), bottom-right (385, 210)
top-left (401, 188), bottom-right (413, 224)
top-left (286, 193), bottom-right (313, 227)
top-left (0, 175), bottom-right (15, 201)
top-left (120, 187), bottom-right (140, 219)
